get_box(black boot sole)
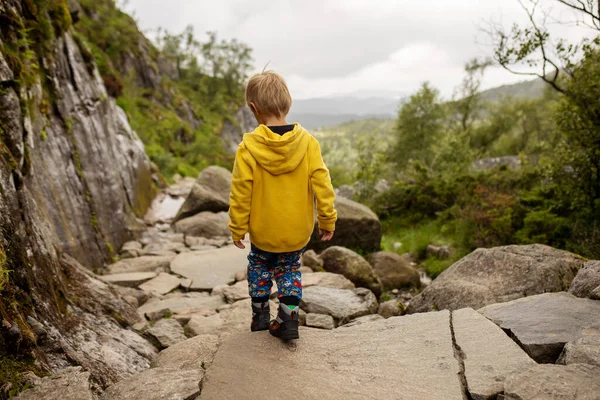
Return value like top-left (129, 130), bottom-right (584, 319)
top-left (269, 320), bottom-right (299, 341)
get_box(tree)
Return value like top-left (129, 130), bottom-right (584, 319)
top-left (390, 82), bottom-right (447, 170)
top-left (452, 58), bottom-right (492, 134)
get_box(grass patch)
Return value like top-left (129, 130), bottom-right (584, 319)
top-left (381, 218), bottom-right (467, 278)
top-left (0, 247), bottom-right (9, 292)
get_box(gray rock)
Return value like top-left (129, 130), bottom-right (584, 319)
top-left (106, 256), bottom-right (174, 274)
top-left (101, 367), bottom-right (202, 400)
top-left (306, 313), bottom-right (335, 330)
top-left (426, 244), bottom-right (452, 259)
top-left (557, 334), bottom-right (600, 367)
top-left (478, 292), bottom-right (600, 363)
top-left (234, 270), bottom-right (247, 282)
top-left (300, 286), bottom-right (379, 324)
top-left (170, 246), bottom-right (250, 290)
top-left (472, 156), bottom-right (521, 172)
top-left (138, 273), bottom-right (181, 296)
top-left (151, 334), bottom-right (220, 370)
top-left (302, 272), bottom-right (355, 290)
top-left (223, 280), bottom-right (250, 304)
top-left (452, 308), bottom-right (536, 400)
top-left (201, 311), bottom-right (463, 399)
top-left (308, 196), bottom-right (382, 253)
top-left (173, 211), bottom-right (230, 238)
top-left (409, 244), bottom-right (585, 313)
top-left (377, 300), bottom-right (406, 318)
top-left (302, 250), bottom-right (324, 270)
top-left (319, 246), bottom-right (382, 296)
top-left (195, 165), bottom-right (232, 202)
top-left (300, 266), bottom-right (314, 274)
top-left (99, 272), bottom-right (157, 287)
top-left (146, 318), bottom-right (187, 348)
top-left (569, 260), bottom-right (600, 299)
top-left (503, 364), bottom-right (600, 400)
top-left (138, 292), bottom-right (225, 320)
top-left (122, 241), bottom-right (143, 251)
top-left (173, 183), bottom-right (229, 222)
top-left (16, 367), bottom-right (94, 400)
top-left (368, 252), bottom-right (420, 290)
top-left (173, 308), bottom-right (217, 325)
top-left (143, 241), bottom-right (187, 255)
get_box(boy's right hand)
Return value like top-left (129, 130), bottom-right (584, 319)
top-left (319, 229), bottom-right (334, 242)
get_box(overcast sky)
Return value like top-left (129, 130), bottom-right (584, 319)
top-left (124, 0), bottom-right (591, 100)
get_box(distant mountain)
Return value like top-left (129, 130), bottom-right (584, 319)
top-left (289, 96), bottom-right (400, 130)
top-left (480, 78), bottom-right (547, 102)
top-left (291, 78), bottom-right (547, 131)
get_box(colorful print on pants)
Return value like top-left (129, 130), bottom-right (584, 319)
top-left (247, 244), bottom-right (304, 300)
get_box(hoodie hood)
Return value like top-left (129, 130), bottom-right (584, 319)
top-left (242, 124), bottom-right (310, 175)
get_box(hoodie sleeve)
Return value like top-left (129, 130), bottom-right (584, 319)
top-left (228, 144), bottom-right (253, 241)
top-left (309, 138), bottom-right (338, 231)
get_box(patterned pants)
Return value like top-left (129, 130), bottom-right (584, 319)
top-left (247, 244), bottom-right (304, 300)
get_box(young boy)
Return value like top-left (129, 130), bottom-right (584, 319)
top-left (228, 70), bottom-right (337, 341)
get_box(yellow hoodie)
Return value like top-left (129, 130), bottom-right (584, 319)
top-left (228, 124), bottom-right (337, 253)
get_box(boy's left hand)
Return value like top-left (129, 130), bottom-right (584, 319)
top-left (234, 235), bottom-right (246, 249)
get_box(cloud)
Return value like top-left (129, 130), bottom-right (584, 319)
top-left (125, 0), bottom-right (593, 99)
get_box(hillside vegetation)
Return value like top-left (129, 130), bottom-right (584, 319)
top-left (325, 12), bottom-right (600, 276)
top-left (73, 0), bottom-right (252, 177)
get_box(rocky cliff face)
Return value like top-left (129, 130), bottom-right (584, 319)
top-left (0, 0), bottom-right (157, 393)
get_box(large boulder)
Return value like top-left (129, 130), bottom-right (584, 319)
top-left (173, 211), bottom-right (230, 238)
top-left (569, 260), bottom-right (600, 299)
top-left (319, 246), bottom-right (382, 296)
top-left (503, 364), bottom-right (600, 400)
top-left (478, 292), bottom-right (600, 363)
top-left (308, 196), bottom-right (381, 253)
top-left (300, 286), bottom-right (378, 324)
top-left (408, 244), bottom-right (585, 313)
top-left (368, 252), bottom-right (420, 290)
top-left (200, 311), bottom-right (464, 400)
top-left (173, 166), bottom-right (232, 222)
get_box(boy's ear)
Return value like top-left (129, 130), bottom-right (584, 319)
top-left (249, 102), bottom-right (259, 115)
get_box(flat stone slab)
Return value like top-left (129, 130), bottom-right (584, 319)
top-left (151, 334), bottom-right (220, 371)
top-left (99, 272), bottom-right (157, 287)
top-left (503, 364), bottom-right (600, 400)
top-left (170, 246), bottom-right (250, 290)
top-left (300, 286), bottom-right (378, 323)
top-left (452, 308), bottom-right (536, 399)
top-left (139, 273), bottom-right (181, 296)
top-left (478, 292), bottom-right (600, 363)
top-left (558, 334), bottom-right (600, 367)
top-left (137, 292), bottom-right (225, 319)
top-left (107, 255), bottom-right (174, 274)
top-left (16, 367), bottom-right (94, 400)
top-left (101, 367), bottom-right (202, 400)
top-left (201, 311), bottom-right (463, 400)
top-left (302, 272), bottom-right (355, 290)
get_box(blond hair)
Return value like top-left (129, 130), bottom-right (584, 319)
top-left (245, 71), bottom-right (292, 118)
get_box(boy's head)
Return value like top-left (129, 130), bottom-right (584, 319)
top-left (245, 71), bottom-right (292, 123)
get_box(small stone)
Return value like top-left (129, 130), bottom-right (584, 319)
top-left (223, 281), bottom-right (250, 304)
top-left (107, 256), bottom-right (174, 274)
top-left (300, 266), bottom-right (313, 274)
top-left (187, 314), bottom-right (224, 337)
top-left (122, 295), bottom-right (139, 308)
top-left (377, 300), bottom-right (405, 318)
top-left (299, 309), bottom-right (307, 326)
top-left (557, 334), bottom-right (600, 367)
top-left (211, 284), bottom-right (229, 299)
top-left (147, 318), bottom-right (187, 348)
top-left (145, 308), bottom-right (171, 321)
top-left (173, 308), bottom-right (217, 325)
top-left (180, 278), bottom-right (193, 290)
top-left (306, 313), bottom-right (335, 330)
